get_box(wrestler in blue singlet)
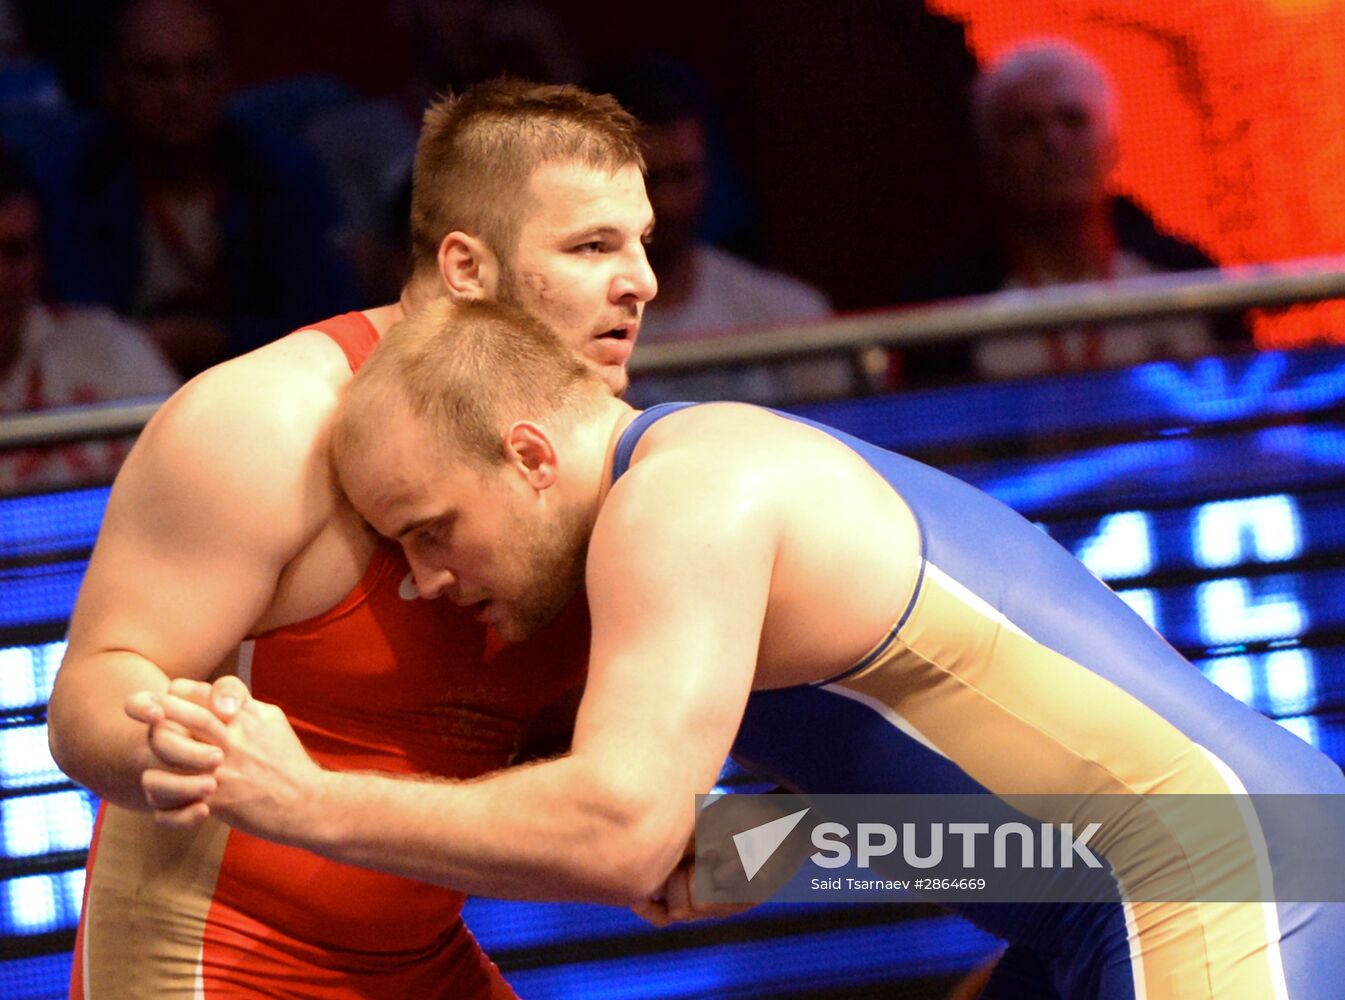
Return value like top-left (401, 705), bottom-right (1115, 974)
top-left (614, 403), bottom-right (1345, 1000)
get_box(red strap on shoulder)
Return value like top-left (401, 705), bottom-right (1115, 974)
top-left (306, 312), bottom-right (381, 373)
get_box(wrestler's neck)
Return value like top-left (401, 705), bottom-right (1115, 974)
top-left (363, 301), bottom-right (406, 336)
top-left (373, 279), bottom-right (437, 333)
top-left (363, 280), bottom-right (463, 336)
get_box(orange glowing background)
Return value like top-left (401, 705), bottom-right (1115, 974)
top-left (927, 0), bottom-right (1345, 347)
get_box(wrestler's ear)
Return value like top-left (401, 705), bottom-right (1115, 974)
top-left (503, 421), bottom-right (558, 491)
top-left (438, 231), bottom-right (500, 300)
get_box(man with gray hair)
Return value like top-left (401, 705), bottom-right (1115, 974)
top-left (901, 38), bottom-right (1245, 385)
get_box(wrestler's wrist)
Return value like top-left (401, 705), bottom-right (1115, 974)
top-left (295, 767), bottom-right (343, 850)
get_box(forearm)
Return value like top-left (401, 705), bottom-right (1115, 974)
top-left (48, 652), bottom-right (171, 809)
top-left (298, 756), bottom-right (685, 904)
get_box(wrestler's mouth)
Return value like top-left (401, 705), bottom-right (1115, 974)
top-left (452, 592), bottom-right (489, 613)
top-left (589, 326), bottom-right (636, 366)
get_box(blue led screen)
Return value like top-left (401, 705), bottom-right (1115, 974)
top-left (3, 346), bottom-right (1344, 998)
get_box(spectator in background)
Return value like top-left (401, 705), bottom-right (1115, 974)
top-left (0, 145), bottom-right (178, 493)
top-left (306, 0), bottom-right (581, 302)
top-left (900, 39), bottom-right (1246, 386)
top-left (606, 55), bottom-right (853, 406)
top-left (45, 0), bottom-right (355, 377)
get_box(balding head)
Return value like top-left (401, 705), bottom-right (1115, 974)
top-left (972, 39), bottom-right (1118, 219)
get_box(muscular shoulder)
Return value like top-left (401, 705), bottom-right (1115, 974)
top-left (610, 405), bottom-right (794, 531)
top-left (118, 329), bottom-right (353, 542)
top-left (617, 404), bottom-right (870, 525)
top-left (631, 403), bottom-right (805, 475)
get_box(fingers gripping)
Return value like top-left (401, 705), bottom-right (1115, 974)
top-left (148, 718), bottom-right (223, 773)
top-left (123, 676), bottom-right (256, 826)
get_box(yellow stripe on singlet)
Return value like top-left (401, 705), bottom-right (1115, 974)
top-left (826, 562), bottom-right (1287, 1000)
top-left (83, 806), bottom-right (230, 998)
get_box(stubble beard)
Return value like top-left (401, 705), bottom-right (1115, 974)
top-left (497, 500), bottom-right (594, 642)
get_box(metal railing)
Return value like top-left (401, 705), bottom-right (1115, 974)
top-left (629, 256), bottom-right (1345, 373)
top-left (4, 256), bottom-right (1345, 452)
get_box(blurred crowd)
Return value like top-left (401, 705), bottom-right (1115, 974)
top-left (0, 0), bottom-right (1250, 492)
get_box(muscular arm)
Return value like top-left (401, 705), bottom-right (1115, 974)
top-left (48, 339), bottom-right (342, 809)
top-left (152, 454), bottom-right (774, 903)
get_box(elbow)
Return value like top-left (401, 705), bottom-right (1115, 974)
top-left (46, 689), bottom-right (80, 780)
top-left (585, 837), bottom-right (684, 906)
top-left (46, 672), bottom-right (109, 794)
top-left (47, 725), bottom-right (70, 776)
top-left (47, 703), bottom-right (98, 795)
top-left (578, 779), bottom-right (692, 904)
top-left (599, 845), bottom-right (677, 909)
top-left (609, 849), bottom-right (684, 904)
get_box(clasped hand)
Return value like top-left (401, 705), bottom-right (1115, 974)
top-left (124, 676), bottom-right (324, 844)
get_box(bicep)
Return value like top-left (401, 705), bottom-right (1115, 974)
top-left (63, 386), bottom-right (319, 686)
top-left (571, 480), bottom-right (774, 802)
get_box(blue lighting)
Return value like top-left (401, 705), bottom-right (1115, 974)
top-left (1133, 354), bottom-right (1295, 423)
top-left (1076, 511), bottom-right (1154, 580)
top-left (0, 487), bottom-right (109, 559)
top-left (501, 914), bottom-right (1001, 999)
top-left (1263, 649), bottom-right (1315, 715)
top-left (3, 875), bottom-right (54, 933)
top-left (973, 438), bottom-right (1199, 511)
top-left (1043, 490), bottom-right (1345, 581)
top-left (0, 561), bottom-right (88, 628)
top-left (0, 952), bottom-right (74, 999)
top-left (463, 898), bottom-right (892, 953)
top-left (2, 791), bottom-right (96, 858)
top-left (0, 641), bottom-right (67, 710)
top-left (1115, 588), bottom-right (1159, 630)
top-left (4, 345), bottom-right (1345, 998)
top-left (1197, 646), bottom-right (1319, 721)
top-left (796, 347), bottom-right (1345, 458)
top-left (0, 724), bottom-right (65, 790)
top-left (1277, 715), bottom-right (1320, 747)
top-left (1, 869), bottom-right (83, 936)
top-left (1204, 656), bottom-right (1257, 706)
top-left (1197, 577), bottom-right (1307, 646)
top-left (1194, 496), bottom-right (1301, 568)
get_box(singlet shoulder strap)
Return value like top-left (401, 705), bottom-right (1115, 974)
top-left (306, 312), bottom-right (381, 373)
top-left (611, 402), bottom-right (700, 483)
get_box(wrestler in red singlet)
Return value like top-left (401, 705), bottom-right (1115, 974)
top-left (70, 314), bottom-right (589, 999)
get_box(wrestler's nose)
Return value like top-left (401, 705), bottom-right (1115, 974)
top-left (411, 561), bottom-right (456, 601)
top-left (613, 242), bottom-right (657, 304)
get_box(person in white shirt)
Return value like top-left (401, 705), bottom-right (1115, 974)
top-left (608, 56), bottom-right (852, 405)
top-left (0, 146), bottom-right (178, 493)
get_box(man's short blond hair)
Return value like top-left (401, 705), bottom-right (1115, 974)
top-left (335, 300), bottom-right (605, 469)
top-left (410, 79), bottom-right (644, 278)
